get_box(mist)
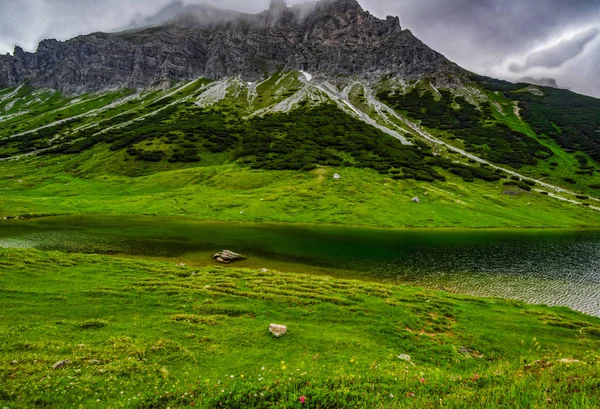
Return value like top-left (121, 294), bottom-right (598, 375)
top-left (1, 0), bottom-right (599, 97)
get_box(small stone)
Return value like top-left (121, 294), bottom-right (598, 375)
top-left (269, 324), bottom-right (287, 338)
top-left (397, 354), bottom-right (415, 366)
top-left (333, 173), bottom-right (341, 180)
top-left (261, 268), bottom-right (269, 273)
top-left (213, 250), bottom-right (245, 264)
top-left (52, 359), bottom-right (71, 370)
top-left (412, 197), bottom-right (420, 203)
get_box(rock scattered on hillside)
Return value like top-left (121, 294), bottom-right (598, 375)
top-left (269, 324), bottom-right (288, 338)
top-left (52, 360), bottom-right (71, 370)
top-left (213, 250), bottom-right (245, 264)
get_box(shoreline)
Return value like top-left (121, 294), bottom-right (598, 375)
top-left (2, 212), bottom-right (600, 231)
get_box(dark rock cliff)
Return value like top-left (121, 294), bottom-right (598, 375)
top-left (0, 0), bottom-right (465, 94)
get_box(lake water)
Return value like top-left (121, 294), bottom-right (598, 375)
top-left (1, 216), bottom-right (600, 317)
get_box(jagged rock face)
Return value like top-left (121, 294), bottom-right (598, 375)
top-left (0, 0), bottom-right (464, 94)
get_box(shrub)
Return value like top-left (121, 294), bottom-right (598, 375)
top-left (79, 319), bottom-right (108, 329)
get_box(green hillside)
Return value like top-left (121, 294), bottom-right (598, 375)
top-left (1, 248), bottom-right (599, 408)
top-left (1, 72), bottom-right (600, 227)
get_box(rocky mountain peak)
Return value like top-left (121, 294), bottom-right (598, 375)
top-left (269, 0), bottom-right (288, 12)
top-left (0, 0), bottom-right (464, 93)
top-left (319, 0), bottom-right (362, 10)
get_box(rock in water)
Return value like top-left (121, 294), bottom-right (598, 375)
top-left (269, 324), bottom-right (288, 338)
top-left (213, 250), bottom-right (245, 264)
top-left (412, 197), bottom-right (421, 203)
top-left (52, 360), bottom-right (71, 370)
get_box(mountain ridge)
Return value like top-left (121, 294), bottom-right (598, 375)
top-left (0, 0), bottom-right (464, 94)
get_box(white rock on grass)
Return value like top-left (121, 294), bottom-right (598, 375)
top-left (269, 324), bottom-right (287, 338)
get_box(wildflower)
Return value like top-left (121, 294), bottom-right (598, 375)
top-left (389, 394), bottom-right (394, 398)
top-left (471, 374), bottom-right (480, 381)
top-left (240, 375), bottom-right (244, 378)
top-left (230, 375), bottom-right (234, 379)
top-left (420, 378), bottom-right (426, 384)
top-left (300, 396), bottom-right (306, 404)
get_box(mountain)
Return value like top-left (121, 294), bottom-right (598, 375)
top-left (1, 0), bottom-right (600, 228)
top-left (517, 77), bottom-right (560, 89)
top-left (0, 0), bottom-right (462, 94)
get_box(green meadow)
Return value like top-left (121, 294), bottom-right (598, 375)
top-left (1, 248), bottom-right (599, 408)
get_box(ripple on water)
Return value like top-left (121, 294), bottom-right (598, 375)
top-left (1, 218), bottom-right (599, 317)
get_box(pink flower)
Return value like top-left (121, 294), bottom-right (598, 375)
top-left (300, 396), bottom-right (306, 404)
top-left (420, 378), bottom-right (426, 384)
top-left (471, 374), bottom-right (480, 381)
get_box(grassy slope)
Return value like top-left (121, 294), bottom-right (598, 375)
top-left (1, 75), bottom-right (600, 228)
top-left (1, 248), bottom-right (599, 408)
top-left (1, 148), bottom-right (599, 228)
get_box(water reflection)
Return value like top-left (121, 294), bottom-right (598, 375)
top-left (1, 216), bottom-right (599, 316)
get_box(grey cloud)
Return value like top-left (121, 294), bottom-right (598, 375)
top-left (509, 28), bottom-right (599, 73)
top-left (0, 0), bottom-right (599, 97)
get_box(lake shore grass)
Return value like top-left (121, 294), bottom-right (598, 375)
top-left (1, 248), bottom-right (599, 408)
top-left (2, 150), bottom-right (600, 229)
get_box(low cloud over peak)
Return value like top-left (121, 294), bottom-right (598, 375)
top-left (509, 27), bottom-right (599, 73)
top-left (0, 0), bottom-right (599, 97)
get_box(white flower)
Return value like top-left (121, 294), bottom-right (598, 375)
top-left (390, 394), bottom-right (394, 399)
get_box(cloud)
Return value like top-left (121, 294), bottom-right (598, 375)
top-left (0, 0), bottom-right (599, 97)
top-left (509, 28), bottom-right (599, 73)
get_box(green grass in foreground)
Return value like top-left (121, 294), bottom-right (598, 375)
top-left (1, 248), bottom-right (599, 408)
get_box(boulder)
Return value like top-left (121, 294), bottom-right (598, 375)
top-left (52, 359), bottom-right (71, 370)
top-left (213, 250), bottom-right (245, 264)
top-left (269, 324), bottom-right (287, 338)
top-left (412, 197), bottom-right (420, 203)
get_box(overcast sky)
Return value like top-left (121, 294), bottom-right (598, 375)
top-left (1, 0), bottom-right (599, 97)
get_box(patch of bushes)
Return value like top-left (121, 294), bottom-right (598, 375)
top-left (478, 76), bottom-right (600, 164)
top-left (377, 88), bottom-right (553, 169)
top-left (79, 319), bottom-right (108, 329)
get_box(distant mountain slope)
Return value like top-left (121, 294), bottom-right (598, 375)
top-left (0, 0), bottom-right (463, 94)
top-left (1, 0), bottom-right (600, 227)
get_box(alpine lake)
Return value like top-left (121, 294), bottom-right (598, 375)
top-left (1, 215), bottom-right (600, 317)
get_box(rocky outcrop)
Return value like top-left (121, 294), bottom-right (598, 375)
top-left (213, 250), bottom-right (245, 264)
top-left (0, 0), bottom-right (464, 94)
